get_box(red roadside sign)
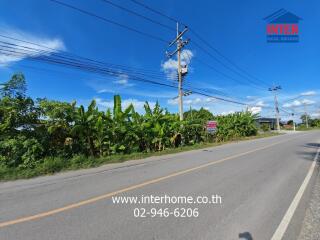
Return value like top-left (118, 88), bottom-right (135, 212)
top-left (206, 120), bottom-right (217, 133)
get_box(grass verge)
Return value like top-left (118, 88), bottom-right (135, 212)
top-left (0, 132), bottom-right (279, 181)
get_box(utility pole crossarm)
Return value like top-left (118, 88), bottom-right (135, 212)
top-left (169, 26), bottom-right (188, 47)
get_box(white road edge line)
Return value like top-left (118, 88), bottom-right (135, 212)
top-left (271, 143), bottom-right (320, 240)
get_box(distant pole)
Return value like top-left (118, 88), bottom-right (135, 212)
top-left (304, 103), bottom-right (309, 128)
top-left (275, 93), bottom-right (280, 131)
top-left (269, 86), bottom-right (281, 131)
top-left (292, 113), bottom-right (296, 131)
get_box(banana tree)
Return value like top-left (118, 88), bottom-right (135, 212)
top-left (109, 95), bottom-right (136, 154)
top-left (72, 100), bottom-right (97, 156)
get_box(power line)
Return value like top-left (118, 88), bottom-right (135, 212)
top-left (0, 36), bottom-right (270, 109)
top-left (0, 42), bottom-right (253, 107)
top-left (281, 95), bottom-right (304, 104)
top-left (192, 57), bottom-right (263, 91)
top-left (183, 51), bottom-right (237, 98)
top-left (279, 107), bottom-right (293, 115)
top-left (0, 35), bottom-right (235, 102)
top-left (99, 0), bottom-right (227, 96)
top-left (0, 36), bottom-right (174, 80)
top-left (0, 43), bottom-right (174, 90)
top-left (0, 0), bottom-right (282, 112)
top-left (0, 45), bottom-right (175, 87)
top-left (129, 0), bottom-right (270, 90)
top-left (48, 0), bottom-right (169, 43)
top-left (129, 0), bottom-right (179, 24)
top-left (191, 90), bottom-right (247, 106)
top-left (189, 29), bottom-right (270, 87)
top-left (182, 49), bottom-right (261, 102)
top-left (0, 34), bottom-right (162, 75)
top-left (191, 41), bottom-right (267, 90)
top-left (96, 0), bottom-right (249, 110)
top-left (100, 0), bottom-right (175, 32)
top-left (49, 0), bottom-right (269, 93)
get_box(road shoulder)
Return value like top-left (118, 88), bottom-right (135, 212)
top-left (298, 164), bottom-right (320, 240)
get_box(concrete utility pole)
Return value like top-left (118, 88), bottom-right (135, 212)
top-left (167, 23), bottom-right (189, 121)
top-left (304, 103), bottom-right (309, 128)
top-left (269, 86), bottom-right (281, 131)
top-left (291, 112), bottom-right (296, 131)
top-left (177, 23), bottom-right (183, 121)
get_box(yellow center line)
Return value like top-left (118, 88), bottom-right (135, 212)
top-left (0, 136), bottom-right (299, 228)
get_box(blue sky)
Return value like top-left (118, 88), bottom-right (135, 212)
top-left (0, 0), bottom-right (319, 121)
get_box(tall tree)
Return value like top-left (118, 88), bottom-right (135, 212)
top-left (1, 73), bottom-right (27, 98)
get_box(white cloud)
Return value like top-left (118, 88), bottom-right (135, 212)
top-left (220, 110), bottom-right (236, 116)
top-left (186, 97), bottom-right (201, 105)
top-left (300, 91), bottom-right (316, 96)
top-left (95, 98), bottom-right (114, 109)
top-left (283, 100), bottom-right (302, 108)
top-left (167, 96), bottom-right (207, 106)
top-left (311, 112), bottom-right (320, 118)
top-left (161, 59), bottom-right (178, 80)
top-left (205, 97), bottom-right (216, 103)
top-left (301, 99), bottom-right (316, 105)
top-left (255, 100), bottom-right (268, 107)
top-left (88, 78), bottom-right (176, 99)
top-left (184, 99), bottom-right (193, 105)
top-left (95, 97), bottom-right (155, 113)
top-left (180, 49), bottom-right (193, 64)
top-left (283, 99), bottom-right (315, 108)
top-left (96, 88), bottom-right (112, 94)
top-left (161, 49), bottom-right (193, 80)
top-left (113, 74), bottom-right (134, 87)
top-left (167, 98), bottom-right (178, 105)
top-left (248, 106), bottom-right (262, 114)
top-left (0, 25), bottom-right (65, 66)
top-left (162, 58), bottom-right (178, 71)
top-left (246, 95), bottom-right (257, 100)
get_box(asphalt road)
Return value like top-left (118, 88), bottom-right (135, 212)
top-left (0, 131), bottom-right (319, 240)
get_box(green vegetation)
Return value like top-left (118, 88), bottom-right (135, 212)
top-left (299, 114), bottom-right (320, 129)
top-left (296, 125), bottom-right (320, 131)
top-left (260, 123), bottom-right (271, 132)
top-left (1, 73), bottom-right (262, 180)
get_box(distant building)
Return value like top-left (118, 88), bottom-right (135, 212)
top-left (256, 117), bottom-right (278, 130)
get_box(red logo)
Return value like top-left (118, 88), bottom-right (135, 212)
top-left (264, 9), bottom-right (302, 42)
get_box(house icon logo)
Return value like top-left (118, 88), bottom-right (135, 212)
top-left (264, 9), bottom-right (302, 43)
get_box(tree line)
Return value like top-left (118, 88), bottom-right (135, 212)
top-left (0, 73), bottom-right (258, 179)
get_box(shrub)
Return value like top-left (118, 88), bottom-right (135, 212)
top-left (215, 112), bottom-right (257, 141)
top-left (0, 136), bottom-right (25, 167)
top-left (0, 136), bottom-right (44, 169)
top-left (69, 154), bottom-right (89, 167)
top-left (260, 123), bottom-right (270, 132)
top-left (20, 138), bottom-right (44, 169)
top-left (37, 157), bottom-right (65, 174)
